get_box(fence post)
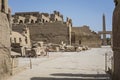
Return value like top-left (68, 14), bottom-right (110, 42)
top-left (29, 57), bottom-right (32, 69)
top-left (105, 53), bottom-right (108, 72)
top-left (11, 57), bottom-right (14, 75)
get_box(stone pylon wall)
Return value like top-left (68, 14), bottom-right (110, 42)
top-left (0, 0), bottom-right (11, 80)
top-left (28, 22), bottom-right (69, 44)
top-left (112, 1), bottom-right (120, 80)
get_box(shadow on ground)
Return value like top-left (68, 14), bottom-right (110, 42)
top-left (51, 73), bottom-right (110, 77)
top-left (31, 73), bottom-right (110, 80)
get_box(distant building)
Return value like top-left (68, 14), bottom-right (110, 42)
top-left (10, 31), bottom-right (31, 48)
top-left (12, 11), bottom-right (64, 24)
top-left (11, 11), bottom-right (101, 48)
top-left (72, 25), bottom-right (101, 47)
top-left (12, 11), bottom-right (72, 45)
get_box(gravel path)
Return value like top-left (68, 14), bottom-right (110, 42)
top-left (7, 47), bottom-right (112, 80)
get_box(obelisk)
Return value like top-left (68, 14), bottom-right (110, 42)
top-left (102, 14), bottom-right (107, 45)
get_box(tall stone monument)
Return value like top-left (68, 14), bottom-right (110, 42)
top-left (102, 14), bottom-right (107, 45)
top-left (0, 0), bottom-right (11, 80)
top-left (113, 0), bottom-right (120, 79)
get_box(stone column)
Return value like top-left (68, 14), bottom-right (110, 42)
top-left (112, 0), bottom-right (120, 79)
top-left (102, 14), bottom-right (107, 45)
top-left (110, 34), bottom-right (113, 47)
top-left (68, 25), bottom-right (72, 45)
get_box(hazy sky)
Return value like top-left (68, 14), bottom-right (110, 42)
top-left (8, 0), bottom-right (115, 32)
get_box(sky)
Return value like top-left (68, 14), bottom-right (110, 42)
top-left (8, 0), bottom-right (115, 32)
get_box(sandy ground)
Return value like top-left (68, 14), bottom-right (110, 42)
top-left (7, 46), bottom-right (112, 80)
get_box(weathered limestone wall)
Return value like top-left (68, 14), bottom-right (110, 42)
top-left (72, 26), bottom-right (101, 47)
top-left (12, 11), bottom-right (72, 45)
top-left (0, 0), bottom-right (1, 11)
top-left (0, 13), bottom-right (10, 47)
top-left (0, 49), bottom-right (11, 80)
top-left (28, 22), bottom-right (69, 44)
top-left (12, 11), bottom-right (64, 24)
top-left (0, 12), bottom-right (11, 80)
top-left (0, 0), bottom-right (8, 13)
top-left (50, 11), bottom-right (63, 22)
top-left (12, 24), bottom-right (31, 48)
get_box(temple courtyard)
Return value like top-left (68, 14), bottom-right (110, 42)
top-left (7, 46), bottom-right (112, 80)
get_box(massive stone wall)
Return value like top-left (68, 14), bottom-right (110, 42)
top-left (12, 22), bottom-right (70, 45)
top-left (0, 12), bottom-right (11, 80)
top-left (12, 11), bottom-right (101, 48)
top-left (0, 13), bottom-right (10, 47)
top-left (112, 0), bottom-right (120, 80)
top-left (72, 26), bottom-right (101, 47)
top-left (12, 11), bottom-right (72, 45)
top-left (28, 22), bottom-right (69, 44)
top-left (0, 0), bottom-right (11, 80)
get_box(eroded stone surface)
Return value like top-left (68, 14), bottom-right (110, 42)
top-left (112, 0), bottom-right (120, 80)
top-left (0, 0), bottom-right (11, 80)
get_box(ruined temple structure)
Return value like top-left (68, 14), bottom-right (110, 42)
top-left (11, 11), bottom-right (101, 48)
top-left (0, 0), bottom-right (11, 80)
top-left (72, 26), bottom-right (101, 47)
top-left (112, 0), bottom-right (120, 79)
top-left (11, 11), bottom-right (72, 45)
top-left (10, 24), bottom-right (31, 56)
top-left (11, 24), bottom-right (31, 48)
